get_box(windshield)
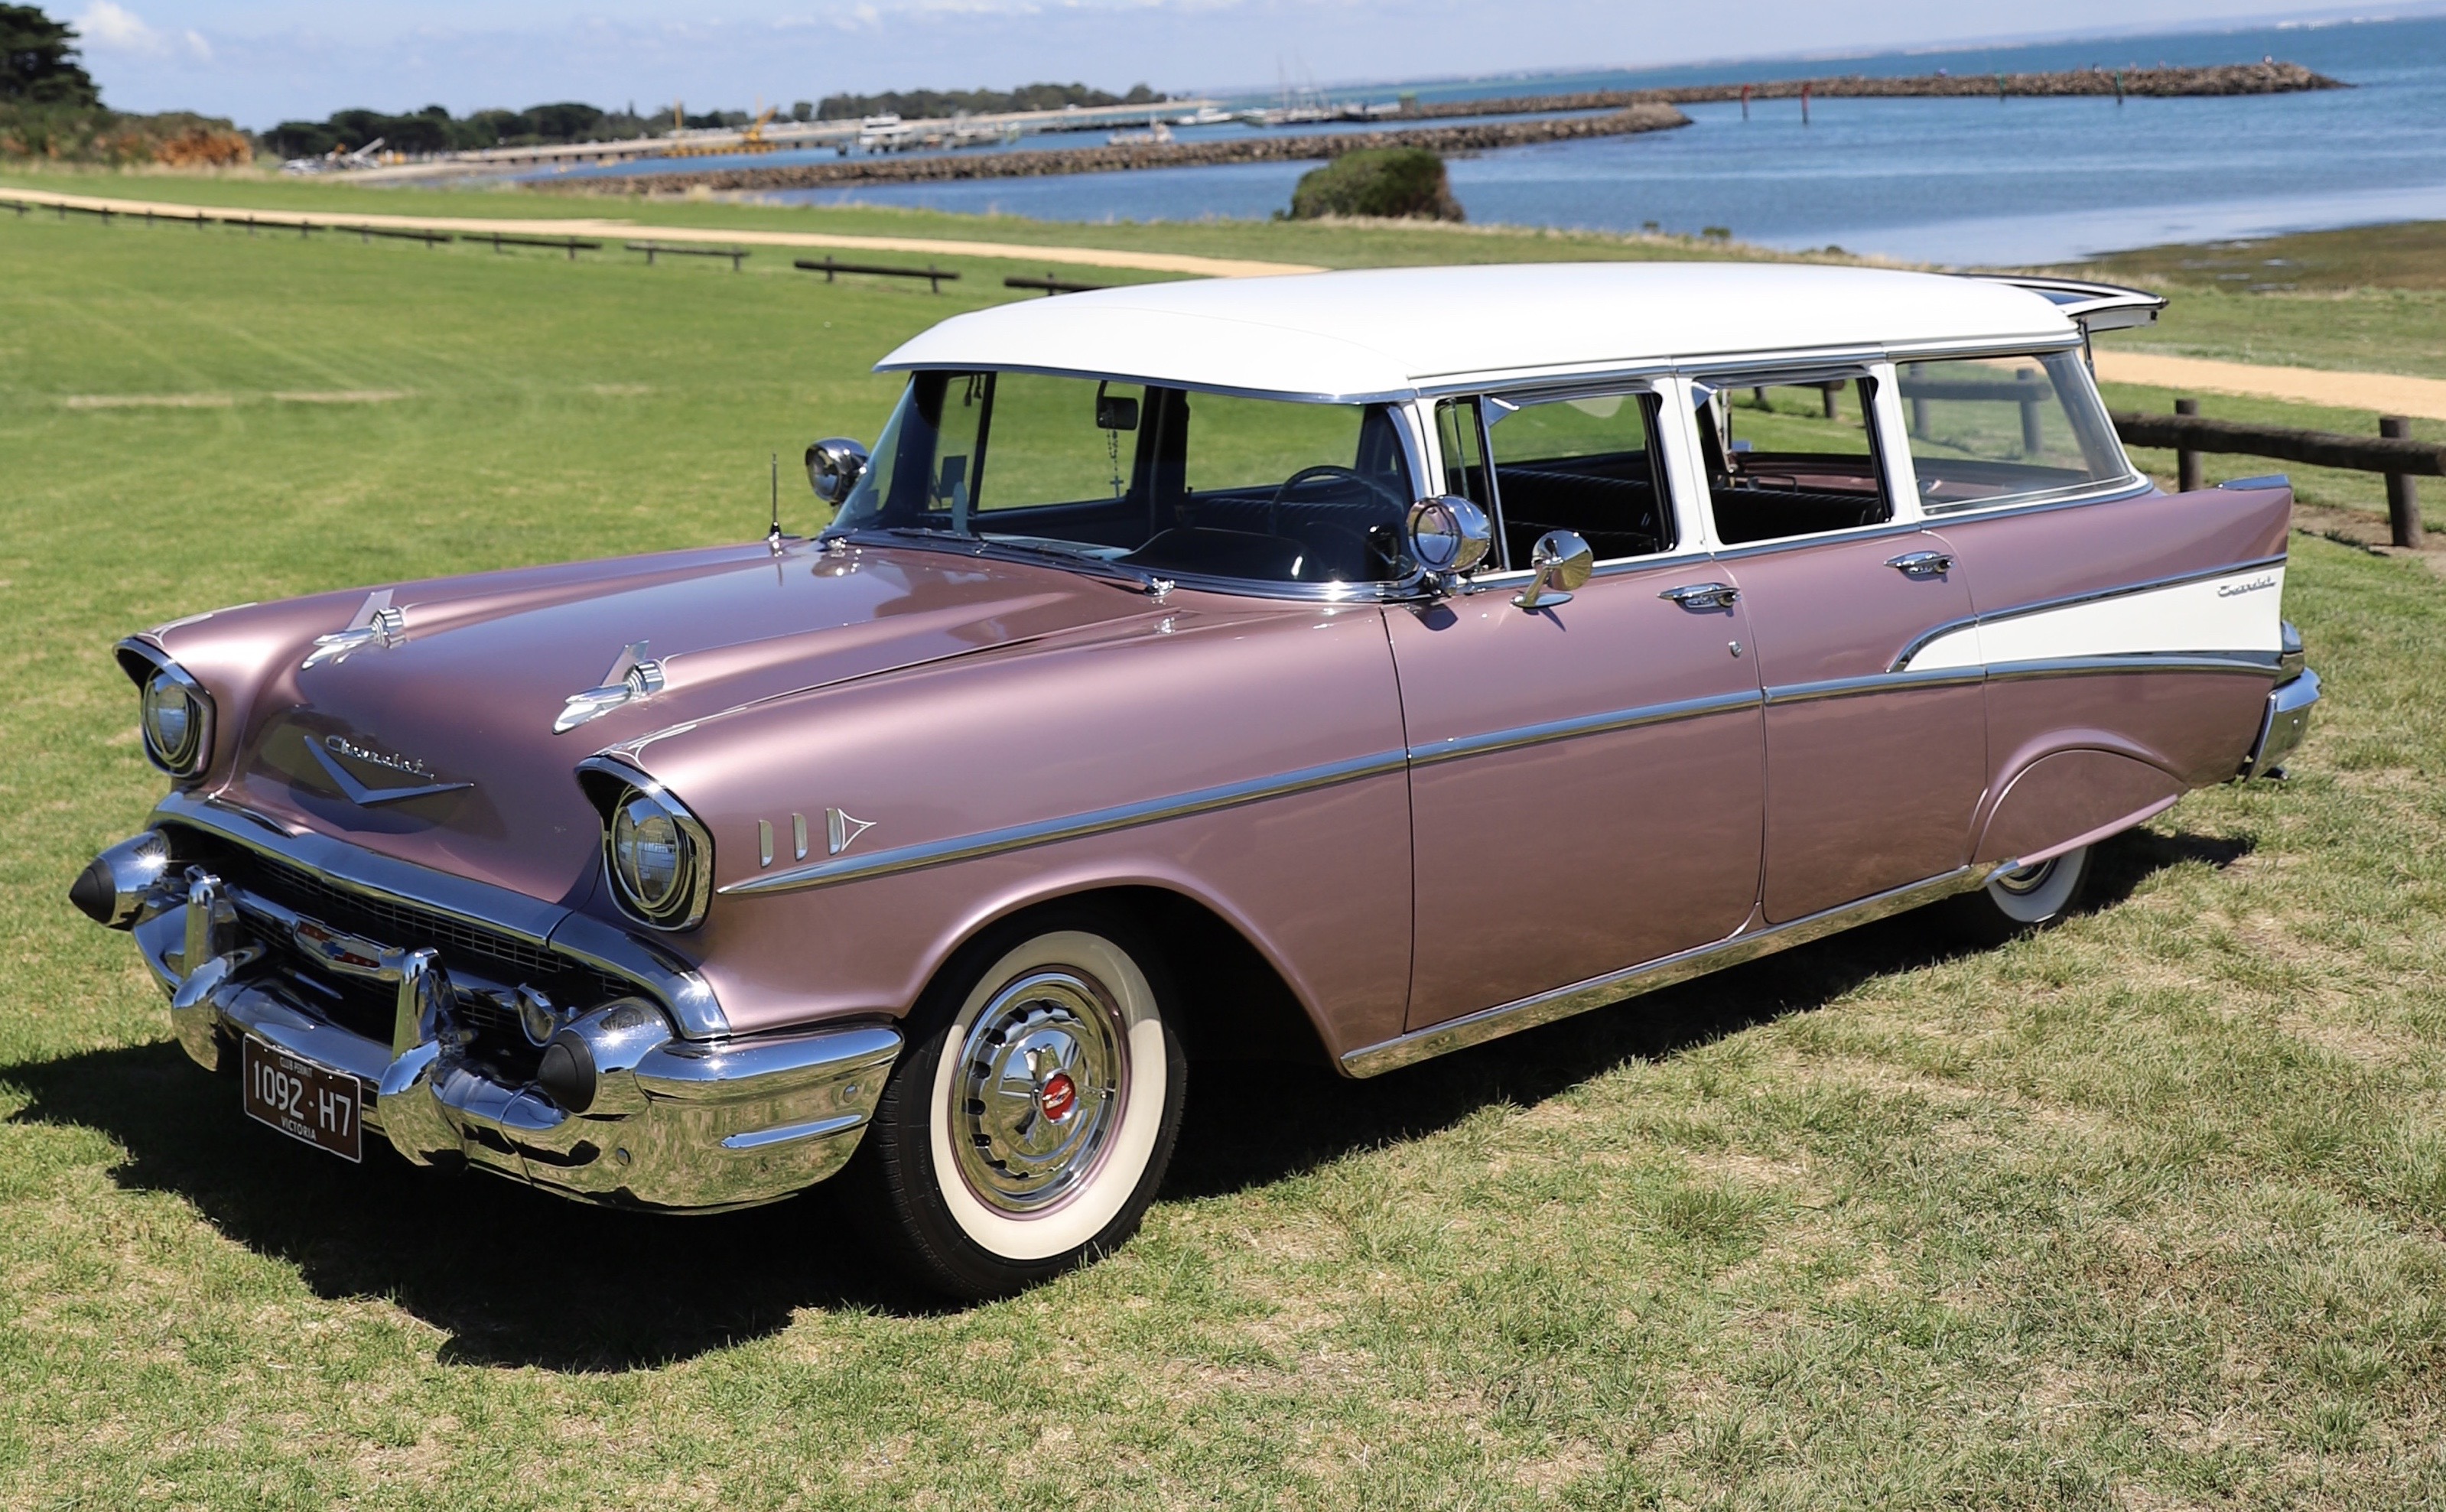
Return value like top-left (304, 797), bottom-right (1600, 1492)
top-left (832, 371), bottom-right (1419, 585)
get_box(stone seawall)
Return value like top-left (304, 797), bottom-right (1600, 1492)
top-left (546, 103), bottom-right (1690, 197)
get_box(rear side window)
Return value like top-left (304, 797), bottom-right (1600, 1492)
top-left (1698, 377), bottom-right (1891, 545)
top-left (1898, 351), bottom-right (2134, 511)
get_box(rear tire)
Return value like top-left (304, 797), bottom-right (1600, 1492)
top-left (1940, 845), bottom-right (2093, 945)
top-left (844, 906), bottom-right (1187, 1300)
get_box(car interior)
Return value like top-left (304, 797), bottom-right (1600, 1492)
top-left (1696, 377), bottom-right (1893, 545)
top-left (850, 373), bottom-right (1417, 585)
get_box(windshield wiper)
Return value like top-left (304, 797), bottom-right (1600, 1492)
top-left (852, 527), bottom-right (1169, 595)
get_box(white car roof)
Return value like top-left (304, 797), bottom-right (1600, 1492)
top-left (877, 262), bottom-right (2080, 402)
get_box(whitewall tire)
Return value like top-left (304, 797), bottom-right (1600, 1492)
top-left (1942, 844), bottom-right (2095, 943)
top-left (846, 907), bottom-right (1187, 1299)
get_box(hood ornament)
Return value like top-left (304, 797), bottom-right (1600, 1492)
top-left (555, 642), bottom-right (665, 734)
top-left (307, 731), bottom-right (473, 807)
top-left (301, 590), bottom-right (406, 670)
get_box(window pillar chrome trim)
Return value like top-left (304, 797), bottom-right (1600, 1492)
top-left (1340, 863), bottom-right (2001, 1078)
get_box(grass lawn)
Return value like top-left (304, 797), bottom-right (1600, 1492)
top-left (5, 201), bottom-right (2446, 1509)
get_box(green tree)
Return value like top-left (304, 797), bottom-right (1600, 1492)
top-left (0, 4), bottom-right (100, 107)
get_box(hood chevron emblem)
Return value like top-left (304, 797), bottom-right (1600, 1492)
top-left (307, 733), bottom-right (473, 807)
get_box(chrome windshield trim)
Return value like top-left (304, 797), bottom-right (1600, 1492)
top-left (1407, 689), bottom-right (1761, 767)
top-left (720, 747), bottom-right (1410, 897)
top-left (1891, 554), bottom-right (2290, 670)
top-left (1763, 668), bottom-right (1985, 706)
top-left (1342, 863), bottom-right (2000, 1078)
top-left (147, 791), bottom-right (731, 1039)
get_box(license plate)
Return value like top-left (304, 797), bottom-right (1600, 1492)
top-left (242, 1037), bottom-right (363, 1162)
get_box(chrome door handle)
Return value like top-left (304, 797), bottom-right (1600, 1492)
top-left (1659, 582), bottom-right (1740, 610)
top-left (1887, 550), bottom-right (1954, 578)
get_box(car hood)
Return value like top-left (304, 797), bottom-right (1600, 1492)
top-left (203, 540), bottom-right (1159, 904)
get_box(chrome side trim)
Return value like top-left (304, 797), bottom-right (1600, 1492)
top-left (720, 747), bottom-right (1410, 897)
top-left (1407, 689), bottom-right (1761, 767)
top-left (1891, 553), bottom-right (2291, 671)
top-left (1984, 652), bottom-right (2283, 682)
top-left (1341, 864), bottom-right (1998, 1078)
top-left (1706, 517), bottom-right (1927, 561)
top-left (1763, 668), bottom-right (1984, 706)
top-left (148, 790), bottom-right (731, 1039)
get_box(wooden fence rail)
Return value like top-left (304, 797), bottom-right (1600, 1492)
top-left (1004, 274), bottom-right (1110, 296)
top-left (628, 241), bottom-right (748, 271)
top-left (793, 256), bottom-right (956, 292)
top-left (2111, 401), bottom-right (2444, 547)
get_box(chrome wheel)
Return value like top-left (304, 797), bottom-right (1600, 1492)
top-left (948, 969), bottom-right (1128, 1215)
top-left (1992, 859), bottom-right (2057, 896)
top-left (1980, 844), bottom-right (2090, 927)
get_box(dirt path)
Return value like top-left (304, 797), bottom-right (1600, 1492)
top-left (2093, 350), bottom-right (2446, 422)
top-left (0, 186), bottom-right (1324, 280)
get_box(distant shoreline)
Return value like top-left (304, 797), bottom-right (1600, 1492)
top-left (534, 60), bottom-right (2339, 199)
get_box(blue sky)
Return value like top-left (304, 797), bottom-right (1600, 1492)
top-left (61, 1), bottom-right (2418, 128)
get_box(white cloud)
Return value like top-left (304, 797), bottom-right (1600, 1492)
top-left (184, 28), bottom-right (213, 61)
top-left (76, 1), bottom-right (168, 54)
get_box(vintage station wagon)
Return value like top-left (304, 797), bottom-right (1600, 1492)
top-left (72, 264), bottom-right (2319, 1297)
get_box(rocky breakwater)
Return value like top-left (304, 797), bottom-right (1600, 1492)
top-left (1400, 60), bottom-right (2342, 118)
top-left (552, 102), bottom-right (1690, 196)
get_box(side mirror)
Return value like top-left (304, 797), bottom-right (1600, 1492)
top-left (805, 437), bottom-right (870, 506)
top-left (1405, 495), bottom-right (1492, 586)
top-left (1513, 530), bottom-right (1592, 611)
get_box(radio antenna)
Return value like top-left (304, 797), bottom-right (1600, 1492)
top-left (766, 452), bottom-right (783, 554)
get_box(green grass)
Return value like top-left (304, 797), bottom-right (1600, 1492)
top-left (7, 203), bottom-right (2446, 1509)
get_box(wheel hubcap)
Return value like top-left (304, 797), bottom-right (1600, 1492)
top-left (949, 969), bottom-right (1126, 1214)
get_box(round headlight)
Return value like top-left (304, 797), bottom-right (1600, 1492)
top-left (604, 784), bottom-right (711, 931)
top-left (140, 668), bottom-right (207, 775)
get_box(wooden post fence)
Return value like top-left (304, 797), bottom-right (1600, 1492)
top-left (2383, 415), bottom-right (2422, 548)
top-left (2174, 397), bottom-right (2204, 493)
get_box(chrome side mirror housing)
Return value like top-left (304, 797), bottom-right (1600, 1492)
top-left (805, 437), bottom-right (870, 506)
top-left (1405, 495), bottom-right (1493, 590)
top-left (1513, 530), bottom-right (1593, 611)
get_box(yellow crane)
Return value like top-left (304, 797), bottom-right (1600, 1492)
top-left (661, 100), bottom-right (781, 158)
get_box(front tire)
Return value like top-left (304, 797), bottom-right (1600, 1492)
top-left (1941, 844), bottom-right (2093, 945)
top-left (846, 908), bottom-right (1187, 1300)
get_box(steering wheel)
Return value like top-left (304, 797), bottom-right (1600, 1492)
top-left (1265, 464), bottom-right (1403, 538)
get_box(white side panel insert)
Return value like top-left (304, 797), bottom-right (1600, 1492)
top-left (1908, 564), bottom-right (2284, 672)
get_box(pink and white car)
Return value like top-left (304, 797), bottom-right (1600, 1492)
top-left (72, 265), bottom-right (2318, 1297)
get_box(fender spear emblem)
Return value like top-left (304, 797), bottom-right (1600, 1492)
top-left (826, 808), bottom-right (874, 856)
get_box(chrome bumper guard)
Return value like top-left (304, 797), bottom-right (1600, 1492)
top-left (114, 847), bottom-right (899, 1212)
top-left (2239, 666), bottom-right (2321, 781)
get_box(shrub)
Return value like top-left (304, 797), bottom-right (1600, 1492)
top-left (1286, 148), bottom-right (1463, 222)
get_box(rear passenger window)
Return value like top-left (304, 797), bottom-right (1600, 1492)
top-left (1482, 388), bottom-right (1674, 565)
top-left (1898, 351), bottom-right (2135, 511)
top-left (1698, 377), bottom-right (1891, 545)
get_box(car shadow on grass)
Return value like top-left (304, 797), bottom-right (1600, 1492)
top-left (5, 827), bottom-right (2247, 1369)
top-left (1163, 824), bottom-right (2252, 1200)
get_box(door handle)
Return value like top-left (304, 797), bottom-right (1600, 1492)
top-left (1659, 582), bottom-right (1740, 610)
top-left (1886, 550), bottom-right (1954, 578)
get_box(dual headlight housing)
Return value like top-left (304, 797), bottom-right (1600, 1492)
top-left (116, 642), bottom-right (213, 781)
top-left (581, 761), bottom-right (714, 932)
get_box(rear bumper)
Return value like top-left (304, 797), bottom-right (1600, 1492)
top-left (2239, 667), bottom-right (2321, 781)
top-left (119, 847), bottom-right (897, 1212)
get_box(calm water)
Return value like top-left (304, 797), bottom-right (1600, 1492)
top-left (701, 16), bottom-right (2446, 266)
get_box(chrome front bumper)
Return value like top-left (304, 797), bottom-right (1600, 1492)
top-left (114, 845), bottom-right (898, 1213)
top-left (2239, 666), bottom-right (2321, 781)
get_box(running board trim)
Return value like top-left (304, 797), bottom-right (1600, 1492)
top-left (1338, 862), bottom-right (2003, 1078)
